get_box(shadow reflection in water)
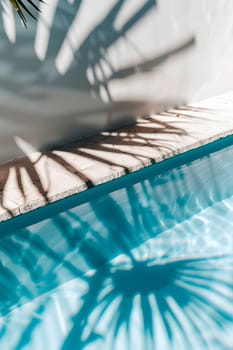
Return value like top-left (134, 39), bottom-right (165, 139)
top-left (0, 147), bottom-right (233, 349)
top-left (62, 256), bottom-right (233, 350)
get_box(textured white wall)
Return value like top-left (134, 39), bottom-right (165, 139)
top-left (0, 0), bottom-right (232, 161)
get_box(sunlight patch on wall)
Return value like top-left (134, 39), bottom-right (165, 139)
top-left (1, 0), bottom-right (16, 43)
top-left (35, 0), bottom-right (59, 61)
top-left (55, 0), bottom-right (117, 75)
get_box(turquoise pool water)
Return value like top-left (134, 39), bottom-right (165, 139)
top-left (0, 137), bottom-right (233, 349)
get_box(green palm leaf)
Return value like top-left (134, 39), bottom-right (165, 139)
top-left (9, 0), bottom-right (43, 27)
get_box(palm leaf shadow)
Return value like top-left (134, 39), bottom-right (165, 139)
top-left (0, 111), bottom-right (189, 218)
top-left (61, 256), bottom-right (233, 349)
top-left (0, 102), bottom-right (228, 234)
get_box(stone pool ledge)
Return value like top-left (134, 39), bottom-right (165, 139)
top-left (1, 91), bottom-right (233, 222)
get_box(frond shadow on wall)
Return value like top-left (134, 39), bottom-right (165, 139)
top-left (0, 0), bottom-right (195, 160)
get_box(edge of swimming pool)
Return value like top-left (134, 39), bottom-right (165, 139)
top-left (1, 91), bottom-right (233, 230)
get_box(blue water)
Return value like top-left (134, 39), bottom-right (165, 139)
top-left (1, 137), bottom-right (233, 349)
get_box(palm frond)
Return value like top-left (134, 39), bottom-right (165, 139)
top-left (9, 0), bottom-right (43, 27)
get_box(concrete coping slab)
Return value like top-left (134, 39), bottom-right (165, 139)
top-left (1, 91), bottom-right (233, 223)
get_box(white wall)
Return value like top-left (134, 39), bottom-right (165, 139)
top-left (0, 0), bottom-right (233, 161)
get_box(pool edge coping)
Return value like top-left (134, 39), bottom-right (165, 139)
top-left (1, 91), bottom-right (233, 224)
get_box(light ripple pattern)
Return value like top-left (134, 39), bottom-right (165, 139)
top-left (1, 140), bottom-right (233, 349)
